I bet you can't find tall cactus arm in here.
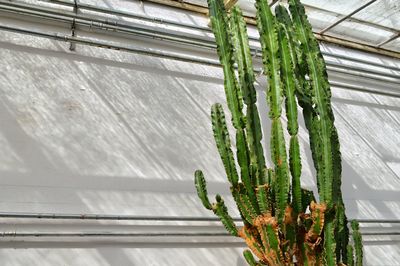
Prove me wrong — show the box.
[289,0,337,263]
[230,7,256,106]
[211,103,239,186]
[275,4,311,105]
[275,5,299,83]
[208,0,243,129]
[255,0,283,119]
[230,7,267,185]
[275,6,303,215]
[256,0,290,225]
[213,194,239,236]
[275,9,299,137]
[288,0,334,207]
[351,220,363,266]
[194,170,212,210]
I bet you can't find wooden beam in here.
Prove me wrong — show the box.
[224,0,238,11]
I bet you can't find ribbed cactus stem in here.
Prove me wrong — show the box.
[347,244,354,266]
[256,0,290,225]
[275,5,302,215]
[207,0,243,129]
[289,0,334,208]
[289,0,340,263]
[351,220,363,266]
[194,170,212,210]
[211,104,239,186]
[243,249,257,266]
[213,194,239,236]
[230,7,267,186]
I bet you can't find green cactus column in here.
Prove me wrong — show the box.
[289,0,343,264]
[255,0,290,226]
[230,7,267,187]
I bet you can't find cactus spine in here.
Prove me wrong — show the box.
[194,0,363,265]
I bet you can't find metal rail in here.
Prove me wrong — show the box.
[330,81,400,99]
[1,3,400,85]
[1,24,400,100]
[0,24,221,66]
[318,0,400,50]
[0,1,217,50]
[141,0,400,59]
[378,32,400,48]
[0,212,242,222]
[319,0,378,34]
[0,212,399,224]
[43,0,212,32]
[43,0,400,66]
[1,1,400,79]
[0,231,398,238]
[0,232,233,237]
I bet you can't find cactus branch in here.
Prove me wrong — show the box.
[194,170,212,210]
[352,220,363,266]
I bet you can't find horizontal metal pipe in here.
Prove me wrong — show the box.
[42,0,212,32]
[0,212,399,224]
[1,23,400,101]
[360,232,400,236]
[0,239,397,248]
[43,0,400,72]
[0,24,399,100]
[356,219,400,224]
[0,241,246,248]
[0,232,233,237]
[321,52,400,73]
[1,0,399,82]
[327,60,400,82]
[0,212,242,222]
[0,1,216,50]
[0,25,221,66]
[0,231,398,238]
[330,81,400,99]
[328,66,400,86]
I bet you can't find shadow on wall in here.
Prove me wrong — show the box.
[0,27,399,265]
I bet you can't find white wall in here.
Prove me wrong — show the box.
[0,0,399,265]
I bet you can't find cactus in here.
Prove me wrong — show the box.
[351,220,363,266]
[194,0,363,265]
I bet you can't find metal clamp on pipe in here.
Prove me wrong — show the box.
[69,0,78,51]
